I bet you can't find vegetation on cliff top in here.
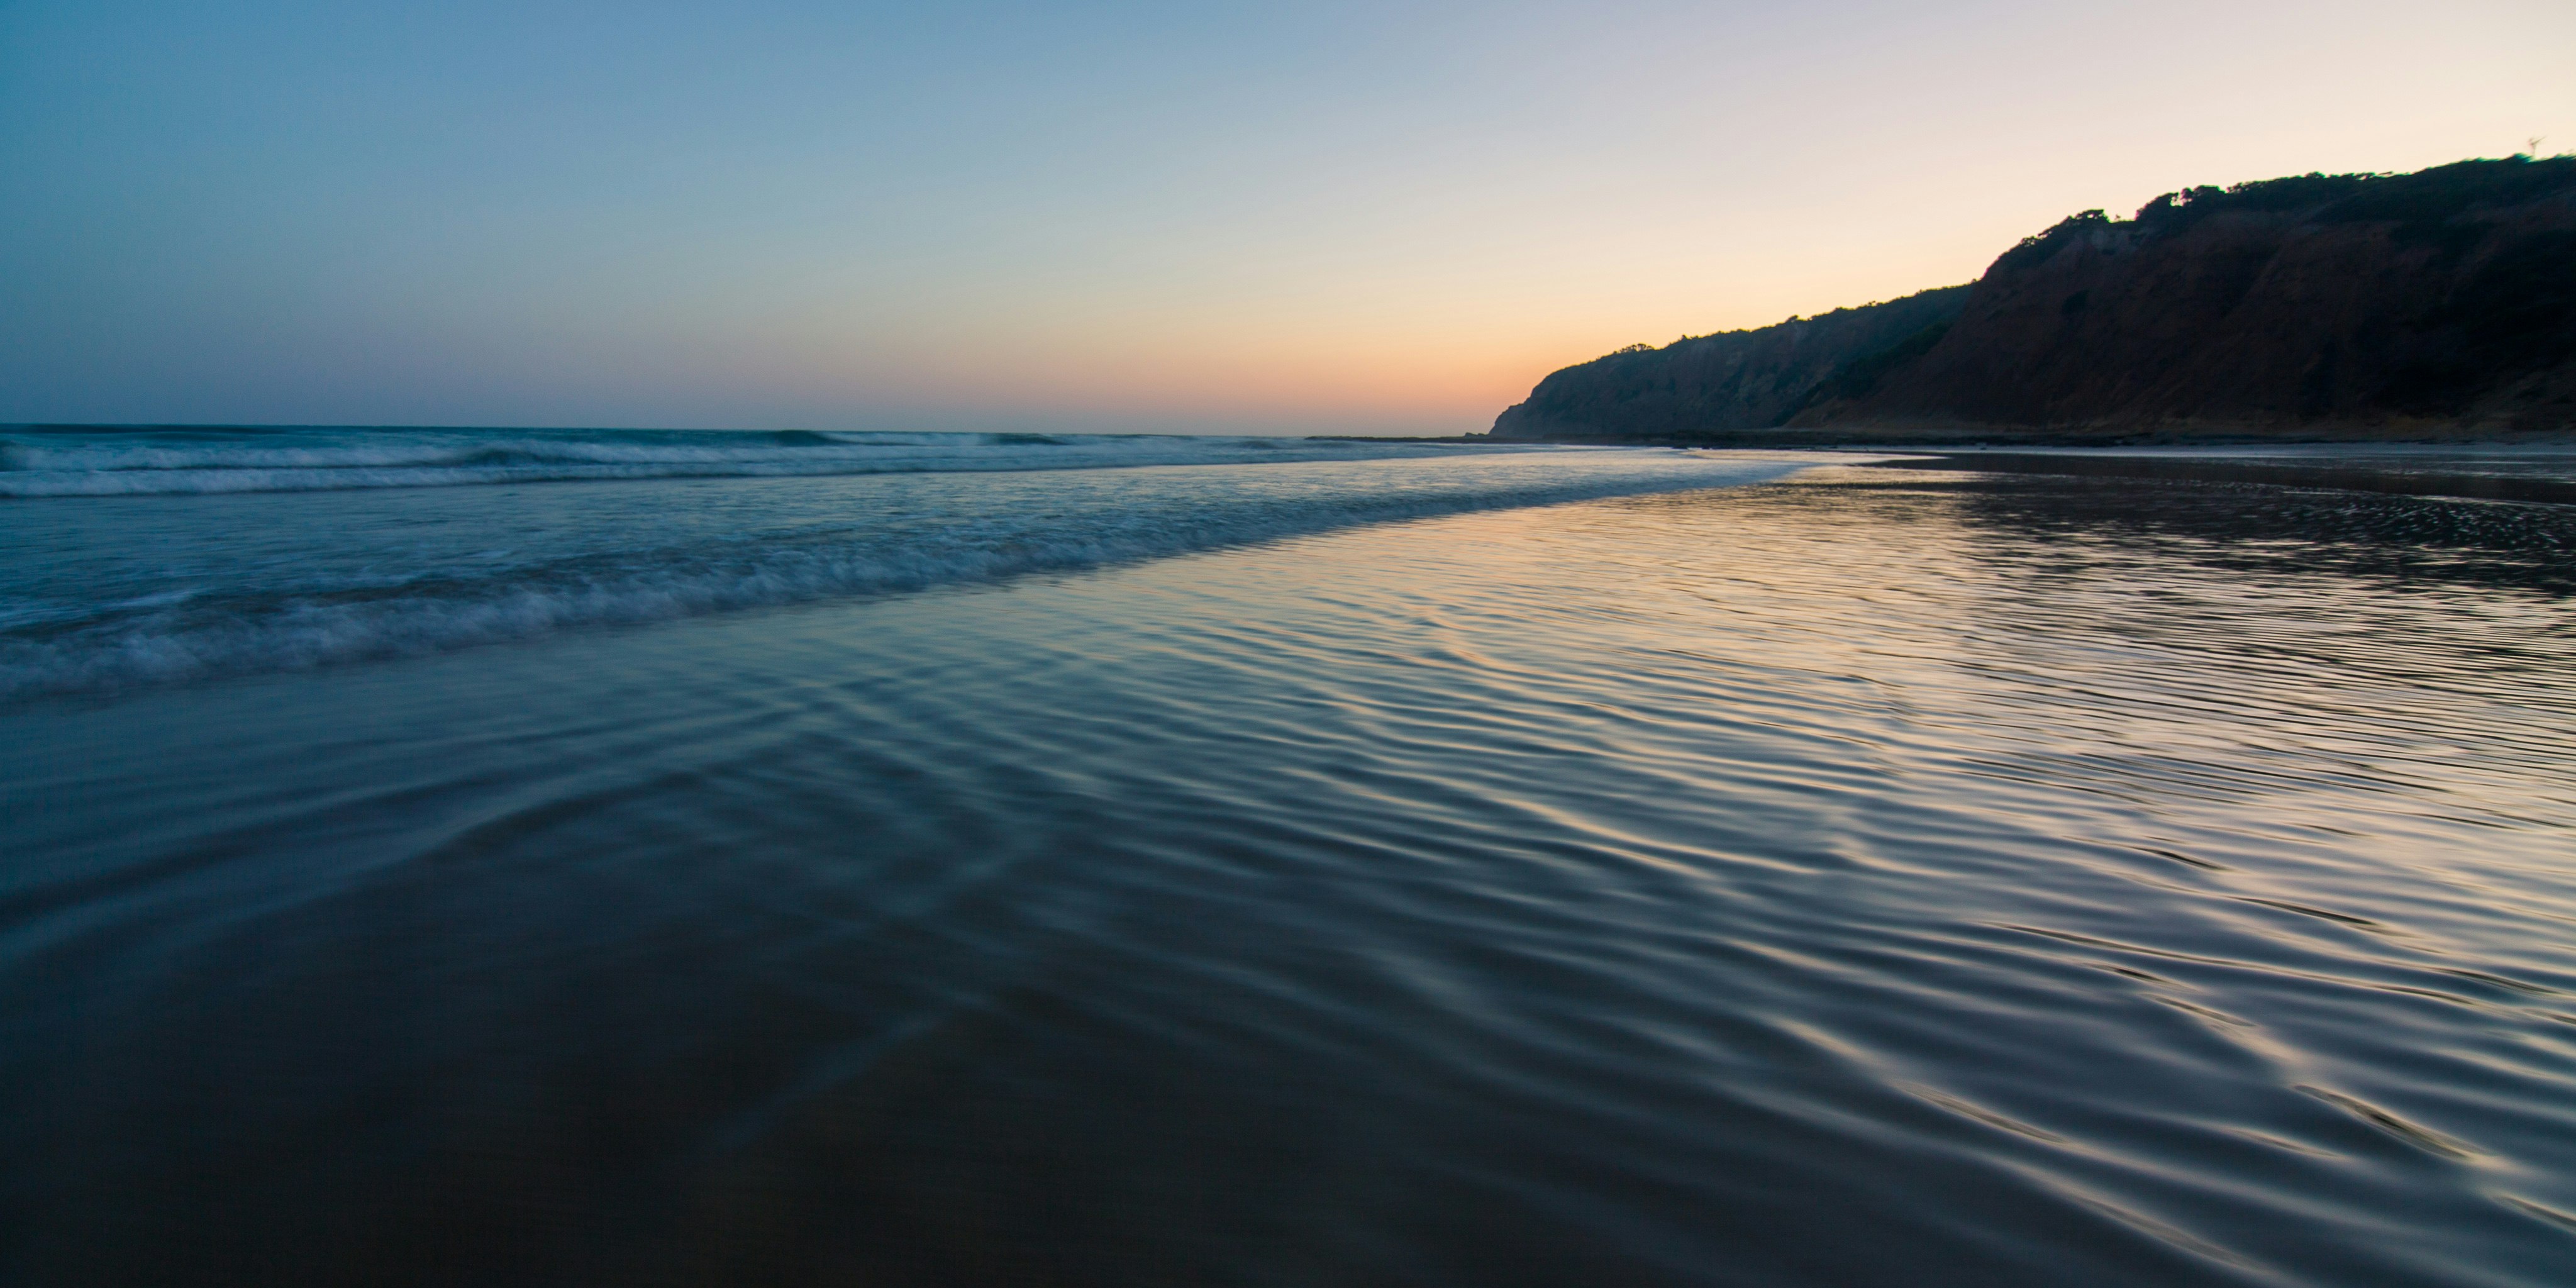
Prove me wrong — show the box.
[1997,154,2576,273]
[1494,153,2576,439]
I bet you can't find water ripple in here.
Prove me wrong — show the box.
[1,460,2572,1284]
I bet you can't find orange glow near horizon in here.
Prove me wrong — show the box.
[4,0,2570,432]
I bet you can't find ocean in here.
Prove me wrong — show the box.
[3,426,2573,1285]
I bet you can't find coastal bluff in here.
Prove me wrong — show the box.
[1489,156,2576,442]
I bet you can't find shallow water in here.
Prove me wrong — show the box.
[0,423,1496,496]
[0,436,1780,697]
[3,443,2573,1285]
[1940,443,2576,484]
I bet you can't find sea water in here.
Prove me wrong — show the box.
[2,429,2572,1285]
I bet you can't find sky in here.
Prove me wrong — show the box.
[3,1,2570,435]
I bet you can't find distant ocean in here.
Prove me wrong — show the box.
[4,428,2573,1285]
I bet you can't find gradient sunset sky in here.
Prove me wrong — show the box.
[4,1,2568,435]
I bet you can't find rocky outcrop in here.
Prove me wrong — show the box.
[1492,157,2576,441]
[1487,286,1967,440]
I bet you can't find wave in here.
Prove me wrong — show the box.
[0,456,1801,698]
[0,426,1489,497]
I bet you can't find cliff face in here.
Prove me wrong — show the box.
[1492,157,2576,440]
[1487,286,1967,440]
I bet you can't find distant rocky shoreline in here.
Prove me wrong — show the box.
[1489,157,2576,443]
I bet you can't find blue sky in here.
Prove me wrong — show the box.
[4,1,2569,433]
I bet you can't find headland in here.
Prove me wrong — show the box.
[1489,156,2576,445]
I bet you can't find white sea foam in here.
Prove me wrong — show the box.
[0,428,1481,496]
[0,452,1802,697]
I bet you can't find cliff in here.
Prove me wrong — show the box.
[1491,156,2576,441]
[1488,286,1968,440]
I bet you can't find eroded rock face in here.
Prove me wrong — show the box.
[1487,286,1967,440]
[1492,157,2576,440]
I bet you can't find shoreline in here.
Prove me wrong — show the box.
[1306,431,2576,504]
[1865,452,2576,505]
[1491,427,2572,447]
[1323,426,2576,447]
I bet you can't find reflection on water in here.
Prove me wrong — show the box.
[3,464,2573,1286]
[1923,468,2576,594]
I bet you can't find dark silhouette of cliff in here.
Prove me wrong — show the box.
[1491,156,2576,441]
[1487,286,1968,439]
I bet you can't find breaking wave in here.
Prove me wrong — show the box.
[0,426,1485,497]
[0,447,1802,697]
